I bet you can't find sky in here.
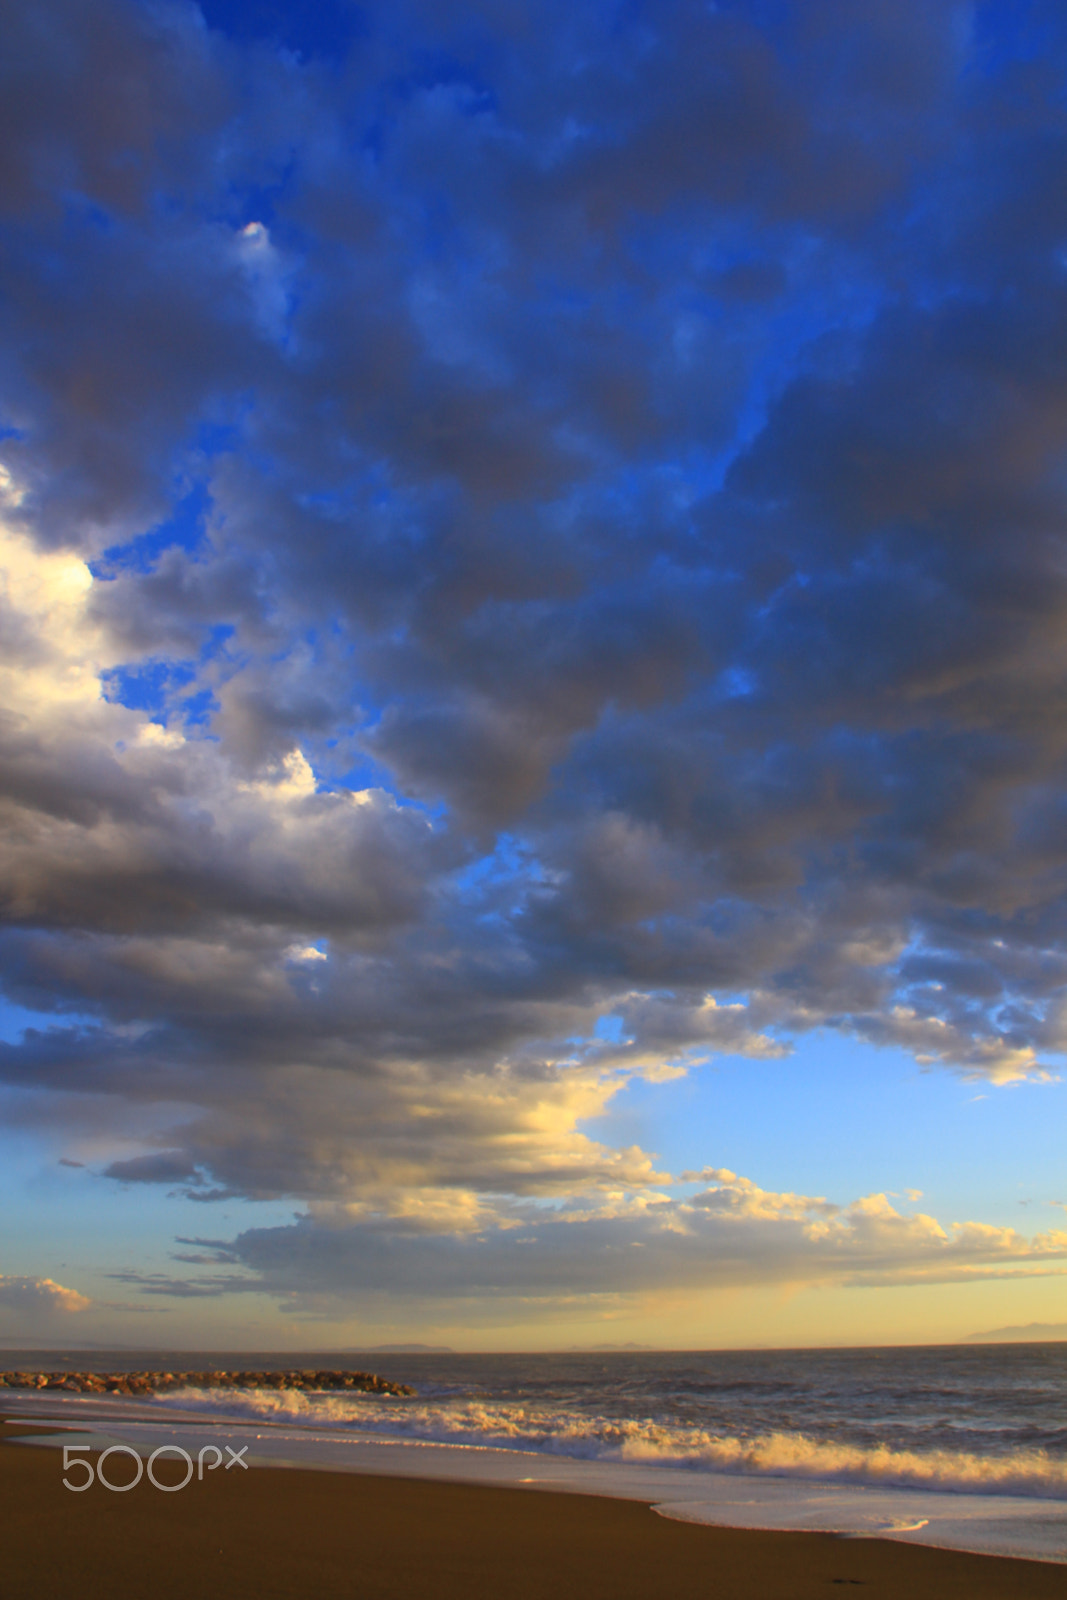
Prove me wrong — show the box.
[1,0,1067,1352]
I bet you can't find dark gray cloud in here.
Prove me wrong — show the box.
[2,0,1067,1303]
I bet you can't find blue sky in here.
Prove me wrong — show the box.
[1,0,1066,1350]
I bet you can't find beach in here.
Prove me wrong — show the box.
[3,1346,1066,1569]
[4,1419,1065,1600]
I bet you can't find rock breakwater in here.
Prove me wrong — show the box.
[0,1368,415,1397]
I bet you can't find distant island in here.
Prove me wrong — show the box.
[352,1344,454,1354]
[566,1343,652,1352]
[964,1322,1067,1343]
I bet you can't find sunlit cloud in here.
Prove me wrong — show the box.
[0,1274,90,1315]
[111,1171,1067,1316]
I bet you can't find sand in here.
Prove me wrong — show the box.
[3,1420,1063,1600]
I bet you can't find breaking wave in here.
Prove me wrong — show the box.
[153,1387,1067,1500]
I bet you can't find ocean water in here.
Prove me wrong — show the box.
[4,1344,1066,1563]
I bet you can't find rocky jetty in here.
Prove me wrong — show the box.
[0,1368,415,1397]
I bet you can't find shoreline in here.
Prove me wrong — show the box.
[3,1421,1065,1600]
[6,1390,1067,1566]
[5,1413,1067,1597]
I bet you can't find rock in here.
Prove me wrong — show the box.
[0,1367,416,1397]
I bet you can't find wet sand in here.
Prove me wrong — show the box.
[3,1420,1063,1599]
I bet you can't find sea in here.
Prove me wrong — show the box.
[3,1343,1066,1564]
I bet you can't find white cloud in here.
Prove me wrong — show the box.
[0,1274,90,1314]
[124,1169,1067,1318]
[235,220,292,342]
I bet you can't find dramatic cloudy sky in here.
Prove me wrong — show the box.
[2,0,1067,1350]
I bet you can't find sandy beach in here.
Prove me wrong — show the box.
[4,1420,1063,1600]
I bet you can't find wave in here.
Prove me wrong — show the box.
[151,1388,1067,1500]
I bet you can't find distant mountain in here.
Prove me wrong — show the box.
[351,1344,454,1353]
[566,1342,653,1351]
[964,1322,1067,1343]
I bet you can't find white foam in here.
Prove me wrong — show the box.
[142,1385,1067,1501]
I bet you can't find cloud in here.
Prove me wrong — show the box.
[1,0,1067,1312]
[104,1151,202,1185]
[0,1275,90,1314]
[114,1170,1067,1312]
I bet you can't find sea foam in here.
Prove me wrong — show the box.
[152,1386,1067,1501]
